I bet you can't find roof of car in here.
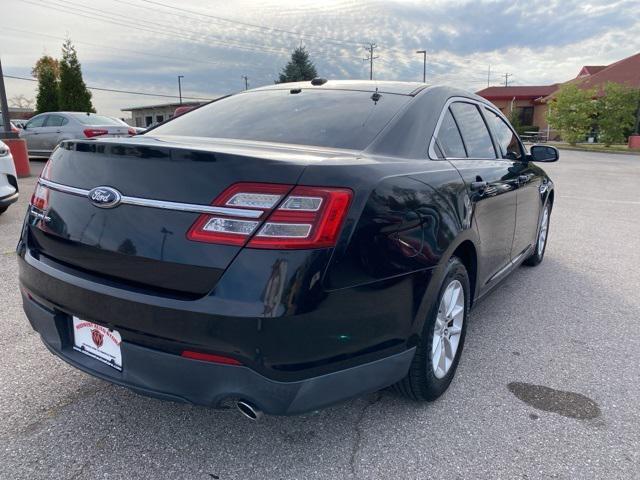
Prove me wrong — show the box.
[252,80,428,96]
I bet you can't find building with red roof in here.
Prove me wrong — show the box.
[476,51,640,137]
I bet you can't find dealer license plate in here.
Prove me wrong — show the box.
[72,317,122,371]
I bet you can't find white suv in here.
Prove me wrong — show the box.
[0,140,18,215]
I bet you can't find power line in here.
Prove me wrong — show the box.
[131,0,365,48]
[0,26,274,72]
[4,74,215,101]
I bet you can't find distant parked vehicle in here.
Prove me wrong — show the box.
[0,140,18,215]
[20,112,135,156]
[0,118,20,134]
[11,119,28,129]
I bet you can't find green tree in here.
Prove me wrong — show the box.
[548,83,596,145]
[596,82,640,146]
[58,39,94,112]
[508,107,522,135]
[277,46,318,83]
[35,63,59,114]
[31,55,60,80]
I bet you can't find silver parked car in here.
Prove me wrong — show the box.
[0,140,18,215]
[20,112,133,156]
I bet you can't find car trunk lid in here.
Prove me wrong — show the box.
[27,137,351,297]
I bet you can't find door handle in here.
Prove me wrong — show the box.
[470,181,488,191]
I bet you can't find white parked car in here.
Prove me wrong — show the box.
[20,112,134,157]
[0,140,18,215]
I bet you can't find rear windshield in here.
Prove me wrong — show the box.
[68,113,123,126]
[150,89,410,150]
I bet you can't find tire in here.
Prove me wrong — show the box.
[524,203,551,267]
[394,257,470,401]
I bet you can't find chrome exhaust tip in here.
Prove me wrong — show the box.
[236,400,263,420]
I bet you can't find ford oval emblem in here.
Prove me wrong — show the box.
[88,186,122,209]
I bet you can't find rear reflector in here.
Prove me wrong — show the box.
[83,128,109,138]
[187,183,352,249]
[181,350,242,365]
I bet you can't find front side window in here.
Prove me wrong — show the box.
[27,115,47,128]
[485,109,524,160]
[436,109,466,158]
[151,89,411,150]
[450,103,496,159]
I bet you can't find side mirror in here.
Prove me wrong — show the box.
[528,145,559,162]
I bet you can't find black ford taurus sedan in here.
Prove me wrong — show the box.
[18,81,557,418]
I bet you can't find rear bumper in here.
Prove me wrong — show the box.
[23,292,415,415]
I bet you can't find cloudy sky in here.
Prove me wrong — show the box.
[1,0,639,117]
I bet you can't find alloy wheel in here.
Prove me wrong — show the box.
[432,279,465,379]
[537,206,549,255]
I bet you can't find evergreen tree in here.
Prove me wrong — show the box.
[58,39,94,112]
[35,63,59,114]
[277,46,318,83]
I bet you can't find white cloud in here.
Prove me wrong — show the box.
[1,0,638,116]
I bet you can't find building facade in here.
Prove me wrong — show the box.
[121,101,204,128]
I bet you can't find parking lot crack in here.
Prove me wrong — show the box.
[349,392,383,479]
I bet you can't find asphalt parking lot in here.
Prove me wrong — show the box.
[1,150,639,479]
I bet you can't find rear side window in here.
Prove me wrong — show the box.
[45,115,69,127]
[485,109,524,160]
[450,103,496,159]
[437,110,466,158]
[68,113,122,126]
[150,89,411,150]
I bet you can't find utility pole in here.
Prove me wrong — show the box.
[241,75,249,90]
[416,50,426,83]
[177,75,184,104]
[0,58,15,139]
[487,65,491,88]
[363,43,378,80]
[503,72,512,87]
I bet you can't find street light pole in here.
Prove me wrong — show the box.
[0,57,16,139]
[177,75,184,105]
[416,50,426,83]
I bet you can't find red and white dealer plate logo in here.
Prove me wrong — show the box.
[72,317,122,371]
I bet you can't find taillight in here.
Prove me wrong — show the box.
[187,183,352,249]
[248,186,352,249]
[30,183,49,210]
[83,128,108,138]
[127,127,136,136]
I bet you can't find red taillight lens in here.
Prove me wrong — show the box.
[127,127,136,136]
[187,183,352,249]
[248,186,352,249]
[181,350,242,365]
[83,128,108,138]
[30,183,50,210]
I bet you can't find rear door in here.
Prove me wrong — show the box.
[437,101,519,288]
[483,108,542,259]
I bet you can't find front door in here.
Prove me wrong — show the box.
[38,114,69,152]
[435,102,518,289]
[21,114,48,152]
[483,108,543,259]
